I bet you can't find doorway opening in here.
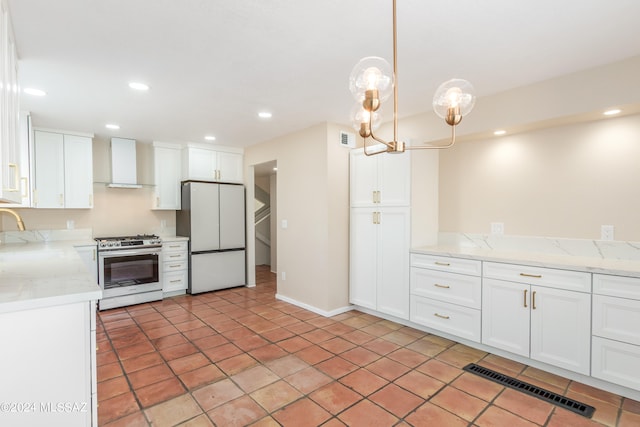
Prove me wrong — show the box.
[252,160,277,285]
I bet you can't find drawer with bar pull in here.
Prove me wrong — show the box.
[483,261,591,293]
[410,268,481,309]
[410,253,481,276]
[410,295,481,343]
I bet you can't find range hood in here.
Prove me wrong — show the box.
[108,138,142,188]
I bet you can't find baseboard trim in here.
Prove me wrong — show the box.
[275,293,353,318]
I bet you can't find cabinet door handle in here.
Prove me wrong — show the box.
[434,313,450,319]
[59,194,64,206]
[89,194,93,206]
[92,249,96,261]
[434,284,450,289]
[169,245,181,248]
[520,273,542,279]
[169,264,181,268]
[21,177,28,197]
[169,279,181,283]
[5,163,19,192]
[169,254,181,258]
[532,291,537,310]
[376,190,381,203]
[523,289,528,308]
[434,261,450,266]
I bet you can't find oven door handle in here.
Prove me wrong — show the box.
[99,250,160,257]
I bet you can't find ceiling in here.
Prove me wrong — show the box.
[7,0,640,148]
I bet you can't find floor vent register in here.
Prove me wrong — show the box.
[463,363,595,418]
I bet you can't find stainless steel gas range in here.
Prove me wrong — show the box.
[95,234,163,310]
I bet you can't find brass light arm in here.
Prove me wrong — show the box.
[405,123,457,150]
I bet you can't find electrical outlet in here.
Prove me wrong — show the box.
[281,219,288,229]
[601,225,614,241]
[490,222,504,235]
[281,271,286,281]
[66,220,75,230]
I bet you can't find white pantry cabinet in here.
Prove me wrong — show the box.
[592,274,640,391]
[482,262,591,375]
[350,207,410,318]
[0,0,21,204]
[162,238,189,296]
[350,149,410,207]
[182,144,243,183]
[33,130,93,209]
[349,147,411,320]
[153,142,182,210]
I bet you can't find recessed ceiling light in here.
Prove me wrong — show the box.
[24,87,46,96]
[603,109,621,116]
[105,124,120,130]
[204,135,216,141]
[128,82,149,91]
[494,130,507,136]
[258,112,272,119]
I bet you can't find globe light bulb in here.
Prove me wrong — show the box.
[349,56,394,103]
[350,103,382,133]
[432,78,476,119]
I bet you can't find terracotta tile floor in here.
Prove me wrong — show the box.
[97,266,640,426]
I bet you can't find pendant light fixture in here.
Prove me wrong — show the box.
[349,0,476,156]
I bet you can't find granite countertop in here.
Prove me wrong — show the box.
[0,240,102,313]
[412,245,640,278]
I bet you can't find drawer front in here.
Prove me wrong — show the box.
[484,261,591,293]
[592,336,640,392]
[164,270,188,292]
[593,274,640,300]
[163,241,188,253]
[411,268,481,309]
[164,260,187,272]
[164,251,187,262]
[410,253,481,276]
[593,294,640,345]
[410,295,481,343]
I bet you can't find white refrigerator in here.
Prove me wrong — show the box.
[176,181,246,294]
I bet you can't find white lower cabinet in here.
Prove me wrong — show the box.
[592,274,640,391]
[0,301,97,426]
[162,239,188,295]
[482,263,591,375]
[350,207,410,319]
[410,254,482,342]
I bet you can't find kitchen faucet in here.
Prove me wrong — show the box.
[0,208,26,231]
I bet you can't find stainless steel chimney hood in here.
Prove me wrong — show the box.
[108,138,142,188]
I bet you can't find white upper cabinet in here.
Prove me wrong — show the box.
[33,130,93,209]
[350,149,410,207]
[153,142,182,210]
[182,144,243,183]
[0,1,21,203]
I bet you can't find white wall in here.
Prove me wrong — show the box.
[244,122,350,313]
[439,113,640,240]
